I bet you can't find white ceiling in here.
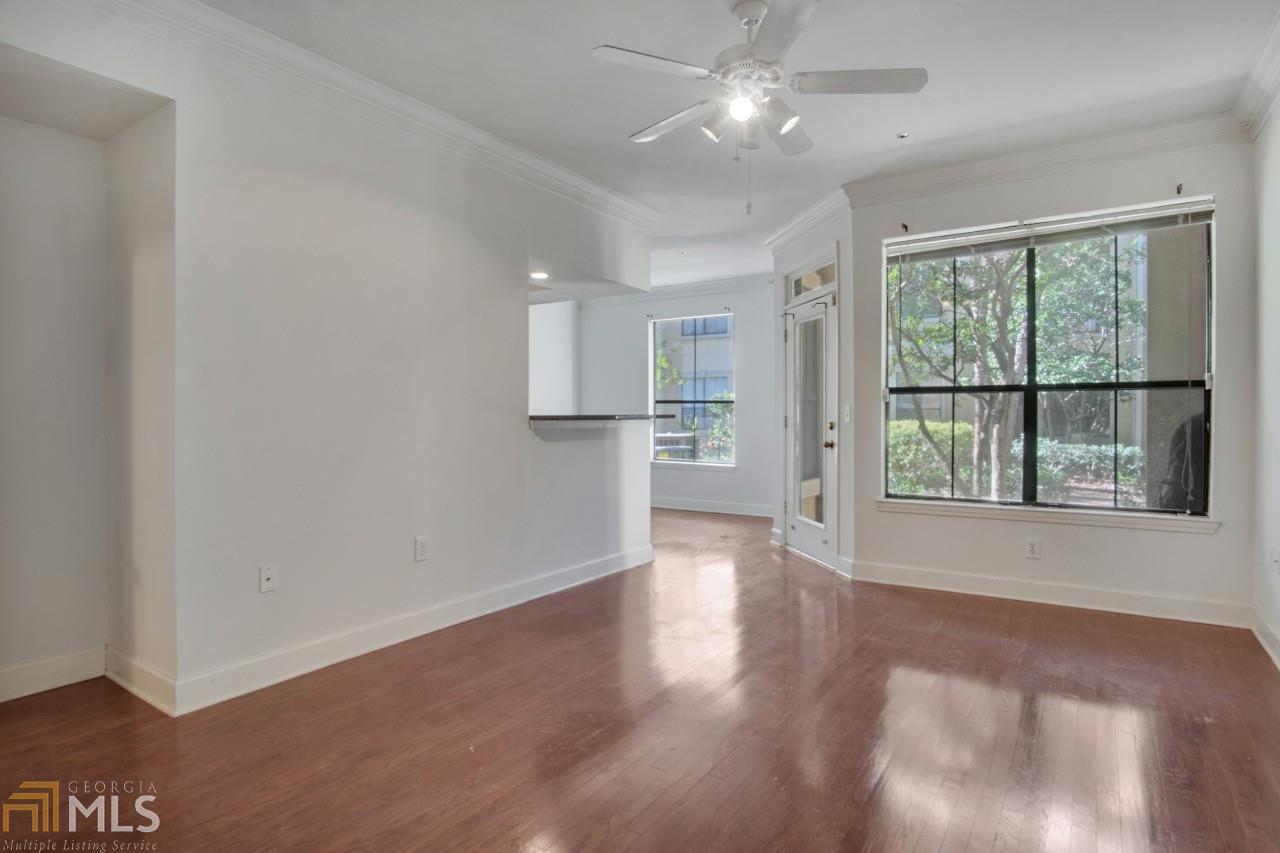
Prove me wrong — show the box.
[0,42,169,140]
[199,0,1279,285]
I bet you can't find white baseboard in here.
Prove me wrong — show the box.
[770,528,784,546]
[105,648,177,716]
[173,544,654,715]
[651,496,773,517]
[851,559,1252,628]
[784,545,836,573]
[836,555,854,579]
[0,647,106,704]
[1254,610,1280,673]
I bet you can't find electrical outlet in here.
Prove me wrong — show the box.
[414,536,429,563]
[1025,537,1041,560]
[259,565,277,594]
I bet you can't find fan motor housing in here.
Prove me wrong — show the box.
[713,43,782,91]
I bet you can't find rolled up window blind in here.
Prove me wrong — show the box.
[884,197,1214,263]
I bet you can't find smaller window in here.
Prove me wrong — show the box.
[680,315,730,336]
[653,314,735,464]
[788,259,836,301]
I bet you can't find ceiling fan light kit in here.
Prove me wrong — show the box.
[700,104,733,141]
[762,96,800,135]
[591,0,928,157]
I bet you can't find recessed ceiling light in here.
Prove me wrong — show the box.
[530,271,550,280]
[896,131,910,139]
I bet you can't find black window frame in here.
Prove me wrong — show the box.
[884,216,1213,517]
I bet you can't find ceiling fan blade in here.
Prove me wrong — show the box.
[786,68,929,95]
[769,122,813,155]
[630,101,716,143]
[591,45,713,79]
[750,0,821,64]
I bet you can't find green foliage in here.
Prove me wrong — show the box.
[891,421,1145,504]
[701,395,735,463]
[887,420,974,497]
[1035,235,1147,387]
[653,343,682,396]
[886,232,1153,503]
[1029,438,1143,503]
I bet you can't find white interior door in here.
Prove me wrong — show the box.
[785,295,838,567]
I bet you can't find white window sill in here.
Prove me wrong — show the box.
[875,498,1221,534]
[652,460,736,471]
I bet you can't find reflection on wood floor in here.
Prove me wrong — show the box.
[2,508,1278,851]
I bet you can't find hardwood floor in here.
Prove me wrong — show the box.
[3,509,1280,851]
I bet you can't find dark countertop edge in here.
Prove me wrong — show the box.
[528,414,675,421]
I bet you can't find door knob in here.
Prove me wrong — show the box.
[823,440,835,449]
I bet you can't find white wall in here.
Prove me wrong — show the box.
[107,101,177,687]
[1253,114,1280,659]
[849,139,1255,623]
[528,301,578,415]
[0,0,653,712]
[771,129,1258,626]
[579,276,776,517]
[0,113,110,698]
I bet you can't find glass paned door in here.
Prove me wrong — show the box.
[785,295,838,567]
[795,312,825,524]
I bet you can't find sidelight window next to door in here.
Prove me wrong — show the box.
[883,200,1212,515]
[652,314,735,464]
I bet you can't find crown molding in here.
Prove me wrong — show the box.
[842,113,1249,210]
[87,0,662,230]
[763,189,850,252]
[578,273,772,306]
[1236,8,1280,137]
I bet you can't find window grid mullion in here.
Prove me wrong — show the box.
[1113,235,1120,508]
[951,256,958,499]
[1023,246,1038,505]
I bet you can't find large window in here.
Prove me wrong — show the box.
[884,203,1212,515]
[653,314,735,464]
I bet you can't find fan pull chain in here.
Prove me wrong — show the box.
[746,149,753,215]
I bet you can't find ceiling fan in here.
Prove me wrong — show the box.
[591,0,928,155]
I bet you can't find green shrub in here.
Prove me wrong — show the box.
[889,421,1144,502]
[887,420,973,496]
[1029,439,1143,502]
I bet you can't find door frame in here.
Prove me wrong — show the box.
[781,252,839,569]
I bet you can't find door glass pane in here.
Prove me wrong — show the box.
[795,315,825,524]
[791,260,836,301]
